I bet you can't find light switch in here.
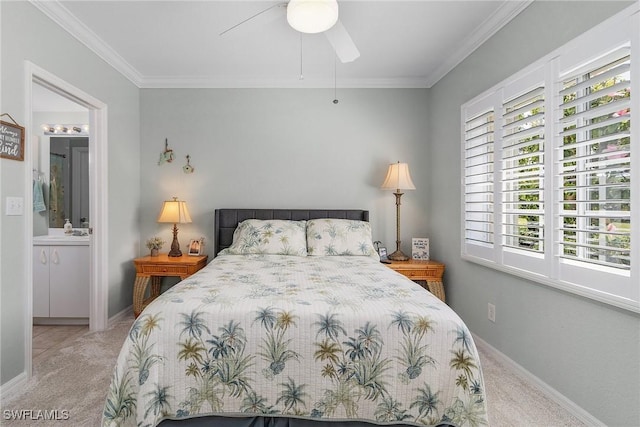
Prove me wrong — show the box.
[6,197,24,216]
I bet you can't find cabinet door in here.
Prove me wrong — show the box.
[49,246,90,318]
[32,246,50,317]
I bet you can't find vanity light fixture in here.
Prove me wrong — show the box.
[42,124,89,135]
[157,197,192,257]
[381,161,416,261]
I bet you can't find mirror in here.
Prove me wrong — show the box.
[32,83,90,233]
[49,137,89,228]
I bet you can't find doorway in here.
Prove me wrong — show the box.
[25,62,108,379]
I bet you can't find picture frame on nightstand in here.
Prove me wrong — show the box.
[412,238,430,260]
[188,238,204,256]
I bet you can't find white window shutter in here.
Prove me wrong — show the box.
[557,47,631,271]
[463,100,496,261]
[502,86,545,254]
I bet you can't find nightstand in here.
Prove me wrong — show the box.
[132,254,208,317]
[385,259,446,302]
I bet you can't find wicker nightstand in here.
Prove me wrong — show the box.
[132,254,208,317]
[385,259,446,302]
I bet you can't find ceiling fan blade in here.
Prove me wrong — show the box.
[324,19,360,63]
[220,2,286,36]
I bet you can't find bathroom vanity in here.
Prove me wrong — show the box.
[33,234,89,323]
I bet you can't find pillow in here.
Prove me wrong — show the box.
[225,219,307,256]
[306,218,379,259]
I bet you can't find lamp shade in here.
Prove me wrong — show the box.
[287,0,339,34]
[381,162,416,191]
[157,198,192,224]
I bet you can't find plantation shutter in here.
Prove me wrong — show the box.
[463,106,495,256]
[501,86,545,253]
[557,47,631,270]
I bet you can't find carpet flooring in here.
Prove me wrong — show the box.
[1,319,586,426]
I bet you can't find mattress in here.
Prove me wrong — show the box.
[102,254,488,427]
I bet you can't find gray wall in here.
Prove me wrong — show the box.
[427,2,640,425]
[0,1,141,383]
[139,89,430,261]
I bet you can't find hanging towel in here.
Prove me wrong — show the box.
[33,179,46,212]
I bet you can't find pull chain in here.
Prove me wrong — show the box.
[299,33,304,80]
[333,55,339,104]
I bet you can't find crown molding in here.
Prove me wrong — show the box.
[29,0,531,89]
[424,0,533,88]
[138,76,430,89]
[29,0,143,87]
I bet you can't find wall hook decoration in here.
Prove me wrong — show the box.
[183,155,194,174]
[158,138,174,165]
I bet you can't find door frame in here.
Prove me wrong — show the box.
[24,61,109,378]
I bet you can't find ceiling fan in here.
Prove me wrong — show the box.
[219,0,360,63]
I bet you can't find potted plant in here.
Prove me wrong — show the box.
[146,237,165,257]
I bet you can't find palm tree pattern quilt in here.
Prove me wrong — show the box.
[103,254,488,427]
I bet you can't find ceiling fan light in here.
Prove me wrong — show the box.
[287,0,339,34]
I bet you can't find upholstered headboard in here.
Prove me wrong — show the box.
[214,209,370,256]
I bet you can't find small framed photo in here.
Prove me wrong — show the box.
[412,238,430,260]
[378,247,388,261]
[188,238,203,256]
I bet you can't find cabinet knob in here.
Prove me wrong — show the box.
[40,249,47,264]
[52,249,60,264]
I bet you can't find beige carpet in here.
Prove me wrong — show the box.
[1,319,586,426]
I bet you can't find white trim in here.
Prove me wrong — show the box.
[424,0,533,88]
[137,76,431,89]
[24,62,110,387]
[88,102,109,332]
[28,0,142,87]
[0,372,28,403]
[473,335,606,427]
[108,305,133,328]
[23,64,35,381]
[463,254,640,313]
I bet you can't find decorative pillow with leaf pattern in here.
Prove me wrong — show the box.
[225,219,307,256]
[306,218,379,259]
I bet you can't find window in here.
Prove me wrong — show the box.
[461,4,638,312]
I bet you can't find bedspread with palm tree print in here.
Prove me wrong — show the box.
[103,254,488,427]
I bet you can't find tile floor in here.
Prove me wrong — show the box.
[32,324,88,364]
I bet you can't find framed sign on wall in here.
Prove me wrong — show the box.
[0,115,25,161]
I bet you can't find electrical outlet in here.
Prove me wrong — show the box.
[488,303,496,323]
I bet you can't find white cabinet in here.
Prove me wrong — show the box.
[33,245,89,318]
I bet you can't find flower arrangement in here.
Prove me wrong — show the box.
[146,237,165,250]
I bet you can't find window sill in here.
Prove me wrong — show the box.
[461,254,640,314]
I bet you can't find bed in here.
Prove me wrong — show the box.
[103,209,488,427]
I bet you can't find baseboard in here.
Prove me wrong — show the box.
[473,334,605,427]
[0,371,27,403]
[108,305,133,327]
[33,317,89,326]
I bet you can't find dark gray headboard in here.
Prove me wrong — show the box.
[214,209,370,256]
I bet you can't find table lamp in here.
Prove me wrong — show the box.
[381,161,416,261]
[157,197,192,257]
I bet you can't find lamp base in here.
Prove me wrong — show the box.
[168,248,182,257]
[387,249,409,261]
[168,223,182,257]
